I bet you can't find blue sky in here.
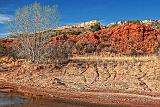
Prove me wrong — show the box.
[0,0,160,37]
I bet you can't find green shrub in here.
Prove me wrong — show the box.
[51,30,82,37]
[108,23,119,28]
[90,24,101,32]
[0,45,6,56]
[71,30,82,35]
[156,26,160,29]
[7,34,17,38]
[55,30,63,35]
[130,48,137,56]
[127,20,141,24]
[51,30,63,37]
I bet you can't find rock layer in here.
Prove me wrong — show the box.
[50,24,160,55]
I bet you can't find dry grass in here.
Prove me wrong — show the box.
[71,55,159,62]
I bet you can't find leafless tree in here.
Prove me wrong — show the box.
[9,2,59,63]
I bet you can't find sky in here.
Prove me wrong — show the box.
[0,0,160,37]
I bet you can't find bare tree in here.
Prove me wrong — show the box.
[9,2,59,63]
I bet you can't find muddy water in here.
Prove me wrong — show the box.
[0,93,145,107]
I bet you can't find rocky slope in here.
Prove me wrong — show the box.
[50,23,160,55]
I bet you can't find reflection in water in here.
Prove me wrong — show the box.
[0,93,143,107]
[0,93,27,106]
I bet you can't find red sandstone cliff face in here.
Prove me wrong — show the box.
[0,38,18,48]
[106,24,160,54]
[1,23,160,55]
[50,24,160,55]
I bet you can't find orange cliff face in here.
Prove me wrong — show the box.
[105,24,160,54]
[0,38,18,48]
[50,23,160,55]
[1,23,160,55]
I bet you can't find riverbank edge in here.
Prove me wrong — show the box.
[0,81,160,107]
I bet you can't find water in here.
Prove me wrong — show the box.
[0,93,144,107]
[0,93,27,106]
